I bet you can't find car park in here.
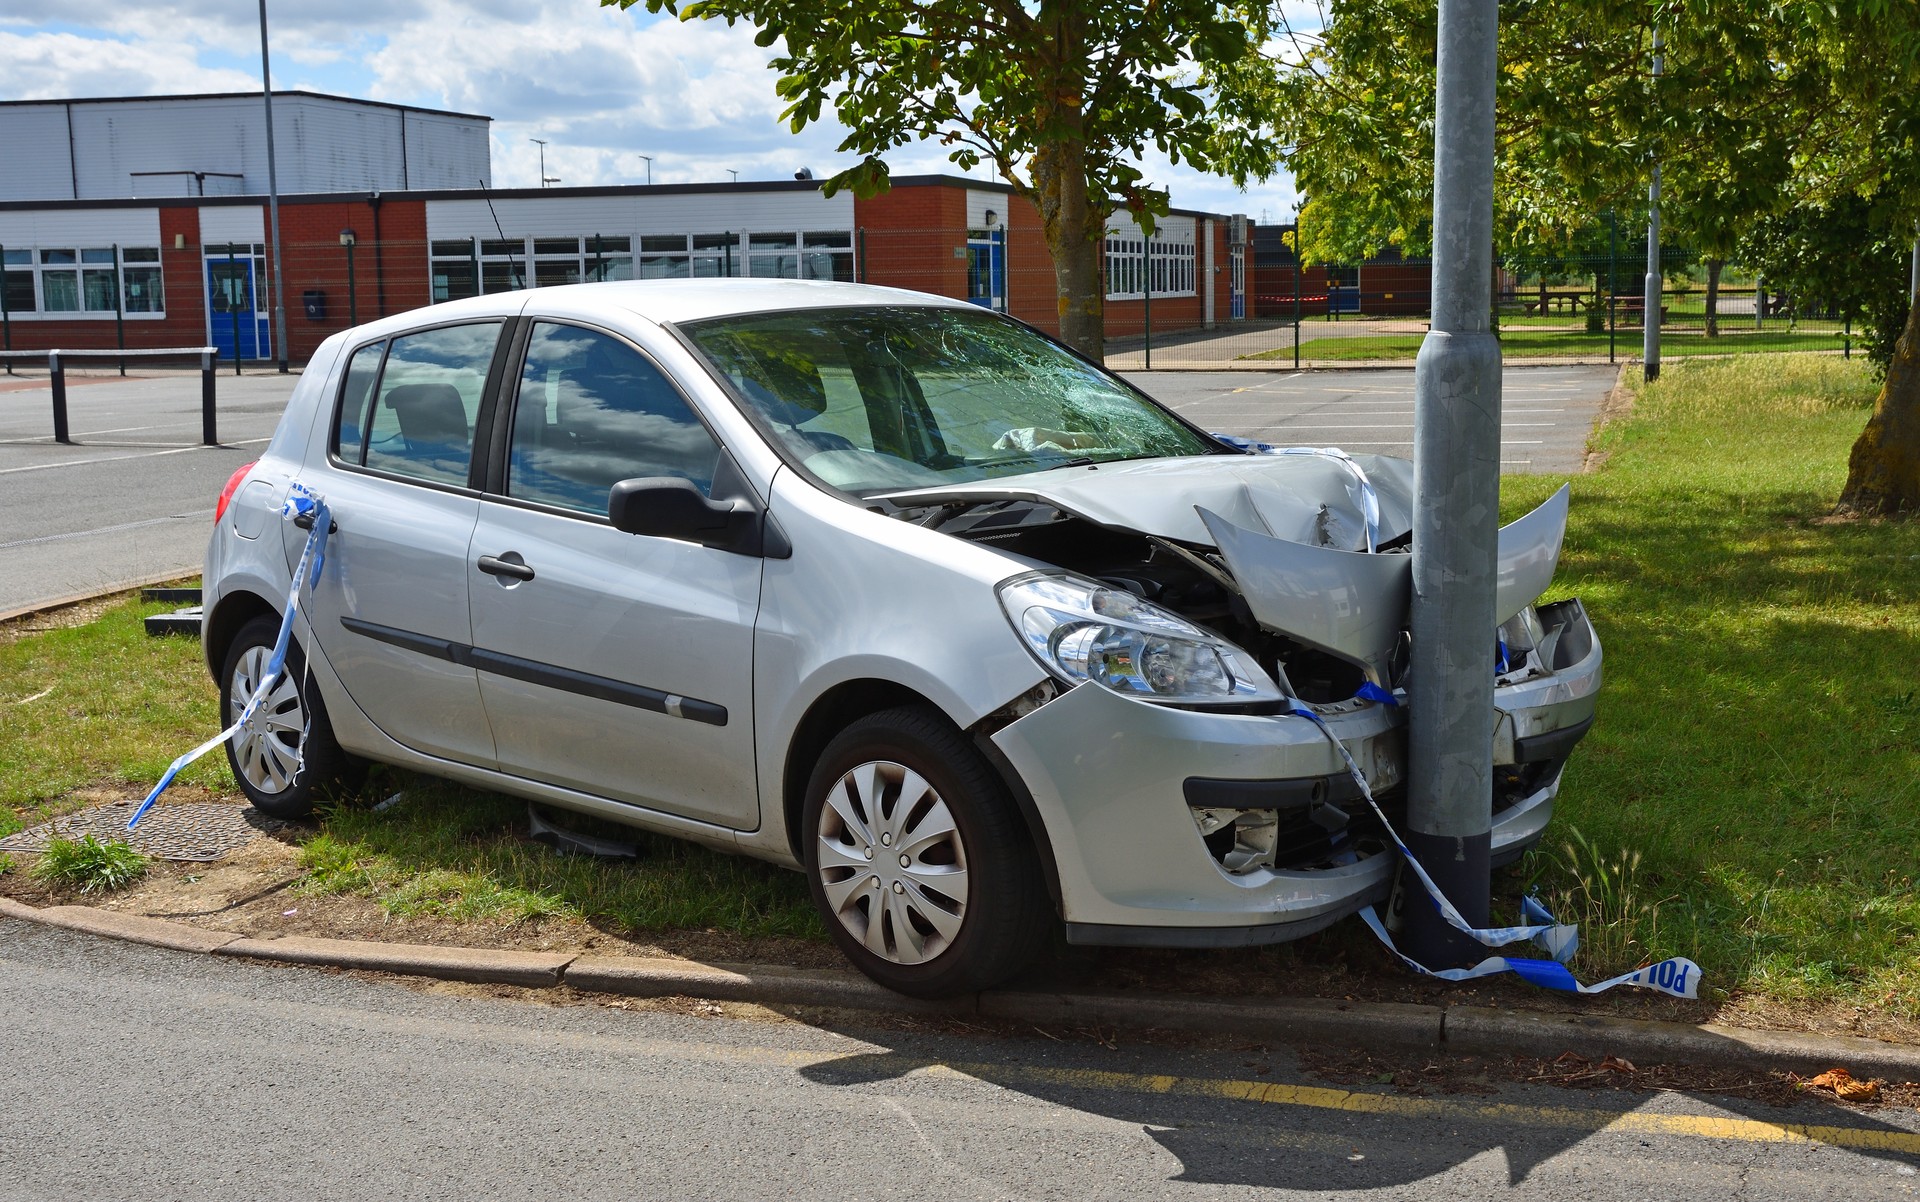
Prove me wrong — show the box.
[202,279,1601,997]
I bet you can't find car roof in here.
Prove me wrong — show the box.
[380,278,978,334]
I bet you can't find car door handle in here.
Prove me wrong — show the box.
[477,554,536,582]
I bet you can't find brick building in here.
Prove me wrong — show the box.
[1,91,1253,364]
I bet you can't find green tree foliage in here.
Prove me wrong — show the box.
[1740,199,1912,371]
[605,0,1284,357]
[1272,0,1920,513]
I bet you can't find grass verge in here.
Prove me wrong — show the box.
[1504,355,1918,1008]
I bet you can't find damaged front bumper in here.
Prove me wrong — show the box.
[988,597,1602,948]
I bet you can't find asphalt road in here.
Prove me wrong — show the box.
[0,364,1614,617]
[0,370,296,617]
[1124,365,1615,474]
[3,918,1917,1201]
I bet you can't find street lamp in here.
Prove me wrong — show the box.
[637,154,653,186]
[727,169,739,184]
[531,138,551,188]
[339,228,357,325]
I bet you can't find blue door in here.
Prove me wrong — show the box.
[965,230,1006,311]
[206,256,269,361]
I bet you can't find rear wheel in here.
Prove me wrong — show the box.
[803,705,1048,997]
[219,614,352,819]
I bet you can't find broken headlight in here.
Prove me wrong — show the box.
[998,573,1284,705]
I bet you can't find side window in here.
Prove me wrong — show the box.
[506,323,721,516]
[362,322,502,486]
[333,341,386,464]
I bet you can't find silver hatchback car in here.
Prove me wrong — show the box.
[204,280,1600,996]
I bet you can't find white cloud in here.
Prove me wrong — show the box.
[0,31,263,97]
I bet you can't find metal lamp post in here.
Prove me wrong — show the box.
[1643,27,1664,382]
[1406,0,1502,967]
[638,155,654,186]
[340,229,358,325]
[532,138,551,187]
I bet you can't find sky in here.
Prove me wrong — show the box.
[0,0,1302,222]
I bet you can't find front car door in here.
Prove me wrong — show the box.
[299,319,511,767]
[466,319,763,828]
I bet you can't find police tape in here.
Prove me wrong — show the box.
[127,485,331,830]
[1290,701,1702,999]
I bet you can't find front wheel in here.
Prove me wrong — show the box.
[219,614,353,819]
[803,705,1049,997]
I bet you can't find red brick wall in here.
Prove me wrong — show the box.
[1,207,209,359]
[269,197,431,362]
[854,185,970,302]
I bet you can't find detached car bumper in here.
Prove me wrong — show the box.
[989,597,1602,947]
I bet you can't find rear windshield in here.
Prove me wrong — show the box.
[681,306,1220,494]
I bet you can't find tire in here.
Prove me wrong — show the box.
[218,613,353,819]
[802,704,1049,998]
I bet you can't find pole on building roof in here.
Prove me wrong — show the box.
[1405,0,1500,969]
[259,0,290,374]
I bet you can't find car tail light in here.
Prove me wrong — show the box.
[214,461,258,523]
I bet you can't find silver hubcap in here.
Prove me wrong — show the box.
[228,646,305,795]
[815,760,969,966]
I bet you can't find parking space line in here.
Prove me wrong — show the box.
[0,437,271,476]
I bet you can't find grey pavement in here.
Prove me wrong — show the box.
[1126,364,1615,474]
[4,916,1919,1201]
[0,370,297,617]
[0,365,1615,617]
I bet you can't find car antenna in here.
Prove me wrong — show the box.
[478,178,525,290]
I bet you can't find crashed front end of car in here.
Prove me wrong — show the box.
[884,450,1602,947]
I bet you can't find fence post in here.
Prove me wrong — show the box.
[50,350,70,444]
[857,228,867,283]
[201,350,218,445]
[1292,245,1302,370]
[1844,315,1851,359]
[1141,238,1152,369]
[113,243,127,376]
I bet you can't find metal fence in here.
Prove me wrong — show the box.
[1105,250,1857,370]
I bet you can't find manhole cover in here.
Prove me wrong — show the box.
[0,802,287,862]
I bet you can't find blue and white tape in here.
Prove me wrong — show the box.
[129,484,331,829]
[1293,700,1701,999]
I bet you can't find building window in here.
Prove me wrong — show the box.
[431,235,636,301]
[0,246,166,318]
[1104,231,1195,300]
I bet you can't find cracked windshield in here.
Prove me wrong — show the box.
[683,306,1220,494]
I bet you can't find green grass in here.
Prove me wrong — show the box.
[30,834,149,893]
[1243,330,1851,362]
[1503,355,1919,1007]
[0,595,230,837]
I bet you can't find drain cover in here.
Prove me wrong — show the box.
[0,802,286,862]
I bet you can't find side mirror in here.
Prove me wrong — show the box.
[607,477,760,553]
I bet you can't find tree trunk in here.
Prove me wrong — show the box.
[1704,258,1723,338]
[1837,297,1920,514]
[1029,133,1104,360]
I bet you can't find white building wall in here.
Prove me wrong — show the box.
[0,208,161,248]
[425,190,855,241]
[198,206,266,246]
[0,94,490,202]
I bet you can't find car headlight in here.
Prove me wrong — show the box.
[997,573,1284,705]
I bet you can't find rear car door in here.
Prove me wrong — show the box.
[466,320,763,828]
[301,320,512,767]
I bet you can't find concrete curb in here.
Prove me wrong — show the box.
[6,898,1919,1078]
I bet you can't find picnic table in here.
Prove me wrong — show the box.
[1521,289,1590,316]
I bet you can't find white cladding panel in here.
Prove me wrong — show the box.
[199,206,266,244]
[965,189,1009,230]
[404,111,493,189]
[1106,214,1197,242]
[425,191,854,241]
[0,95,490,200]
[0,105,78,202]
[0,208,161,248]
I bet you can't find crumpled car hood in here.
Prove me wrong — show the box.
[883,453,1571,678]
[880,453,1415,551]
